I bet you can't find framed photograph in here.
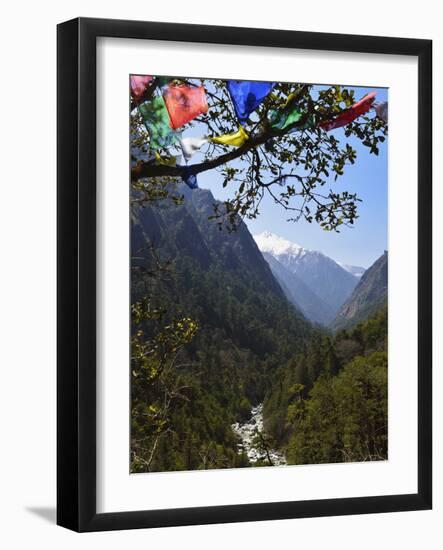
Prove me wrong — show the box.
[57,17,432,532]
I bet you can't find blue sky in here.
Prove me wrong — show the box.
[197,85,388,269]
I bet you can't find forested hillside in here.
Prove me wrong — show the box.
[131,185,317,472]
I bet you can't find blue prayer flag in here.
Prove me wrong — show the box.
[182,168,199,190]
[227,80,275,124]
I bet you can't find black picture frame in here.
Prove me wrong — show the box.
[57,17,432,532]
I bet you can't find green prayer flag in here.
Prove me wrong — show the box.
[269,105,303,131]
[138,97,177,150]
[268,92,313,132]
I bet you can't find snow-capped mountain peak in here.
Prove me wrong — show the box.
[254,231,306,258]
[253,231,360,315]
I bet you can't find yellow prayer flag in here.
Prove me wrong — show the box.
[210,126,249,147]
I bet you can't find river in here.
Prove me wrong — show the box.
[231,404,287,466]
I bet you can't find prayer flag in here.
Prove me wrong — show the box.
[269,93,304,131]
[375,101,388,123]
[227,80,275,124]
[163,83,208,130]
[320,92,376,132]
[180,136,208,161]
[138,97,178,150]
[210,126,249,147]
[130,75,153,100]
[269,107,303,130]
[182,167,198,189]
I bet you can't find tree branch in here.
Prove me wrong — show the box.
[130,116,313,182]
[131,131,273,181]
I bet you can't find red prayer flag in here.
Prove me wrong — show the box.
[320,92,376,131]
[163,83,208,130]
[130,75,153,100]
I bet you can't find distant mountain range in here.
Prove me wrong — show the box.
[134,188,385,334]
[254,232,364,324]
[261,251,336,325]
[331,251,388,331]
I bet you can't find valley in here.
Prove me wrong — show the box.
[131,185,388,473]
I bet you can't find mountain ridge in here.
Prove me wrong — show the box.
[331,251,388,331]
[132,185,313,355]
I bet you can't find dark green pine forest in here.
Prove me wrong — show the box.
[130,184,388,473]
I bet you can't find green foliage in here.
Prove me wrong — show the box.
[130,297,199,473]
[286,351,387,464]
[263,307,388,463]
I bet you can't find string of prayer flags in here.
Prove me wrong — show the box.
[181,167,199,190]
[163,83,208,130]
[210,125,249,147]
[138,97,178,150]
[319,92,377,132]
[180,136,208,161]
[269,93,304,131]
[227,80,275,125]
[374,101,388,123]
[130,75,154,100]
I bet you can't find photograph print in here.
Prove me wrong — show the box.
[130,75,388,474]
